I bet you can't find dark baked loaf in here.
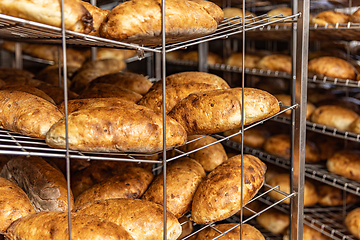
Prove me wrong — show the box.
[327,150,360,181]
[308,56,357,80]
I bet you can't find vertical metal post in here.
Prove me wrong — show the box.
[60,0,71,239]
[90,0,97,61]
[14,42,22,69]
[290,0,309,238]
[161,1,167,240]
[155,52,162,81]
[198,42,208,72]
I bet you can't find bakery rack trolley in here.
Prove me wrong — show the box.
[0,0,309,239]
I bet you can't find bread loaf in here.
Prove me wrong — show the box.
[327,150,360,181]
[181,51,223,65]
[138,82,222,113]
[35,64,79,87]
[151,72,230,91]
[0,90,64,139]
[99,0,222,45]
[188,223,265,240]
[0,177,35,233]
[0,0,93,33]
[256,208,289,234]
[311,10,349,25]
[317,184,359,206]
[189,0,224,23]
[226,53,261,69]
[308,57,357,80]
[1,85,56,105]
[46,106,187,153]
[350,8,360,23]
[345,207,360,239]
[74,198,182,240]
[256,54,292,73]
[275,94,316,119]
[142,157,205,218]
[91,72,153,95]
[191,154,266,224]
[0,156,73,212]
[35,84,79,105]
[178,135,228,172]
[81,1,109,36]
[168,88,280,135]
[5,211,134,240]
[311,105,359,131]
[267,7,292,25]
[0,67,34,80]
[75,166,154,207]
[223,126,270,148]
[266,174,318,206]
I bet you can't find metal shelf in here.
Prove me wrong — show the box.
[222,140,360,197]
[304,206,355,240]
[0,13,299,54]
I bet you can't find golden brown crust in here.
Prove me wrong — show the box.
[350,117,360,134]
[1,85,56,105]
[178,216,193,239]
[345,208,360,239]
[95,48,137,61]
[189,0,224,23]
[256,54,292,73]
[0,67,34,79]
[224,126,270,149]
[46,106,187,153]
[223,7,255,19]
[35,84,79,105]
[99,0,219,45]
[81,1,109,36]
[138,82,222,113]
[317,184,359,206]
[308,57,357,80]
[191,154,266,224]
[151,72,230,91]
[311,10,349,25]
[6,211,134,240]
[75,166,154,207]
[350,8,360,23]
[0,90,64,139]
[267,174,318,206]
[142,157,205,218]
[226,53,261,69]
[168,88,280,135]
[0,156,73,212]
[70,59,126,93]
[74,198,182,240]
[308,134,343,161]
[275,94,316,120]
[327,150,360,181]
[267,7,292,25]
[188,223,265,240]
[256,208,290,234]
[78,83,143,103]
[0,0,93,33]
[91,72,153,95]
[178,135,228,172]
[181,51,223,65]
[35,64,79,87]
[0,177,35,233]
[311,105,359,131]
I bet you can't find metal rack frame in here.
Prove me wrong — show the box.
[0,0,309,239]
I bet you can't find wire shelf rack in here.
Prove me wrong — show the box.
[273,116,360,143]
[304,206,356,240]
[222,140,360,197]
[0,13,300,54]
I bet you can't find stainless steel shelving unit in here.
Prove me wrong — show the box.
[0,0,309,238]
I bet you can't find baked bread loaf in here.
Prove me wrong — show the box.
[95,48,137,61]
[1,85,56,105]
[151,72,230,91]
[226,53,261,69]
[0,0,93,33]
[168,88,280,135]
[266,174,318,206]
[308,57,357,80]
[142,157,205,218]
[223,7,255,22]
[74,198,182,240]
[283,224,330,240]
[75,166,153,207]
[0,90,64,139]
[308,133,343,161]
[0,156,73,212]
[70,59,126,93]
[0,177,35,233]
[267,7,292,25]
[99,0,223,45]
[178,135,228,172]
[311,105,359,131]
[256,54,292,73]
[191,154,266,224]
[0,67,34,80]
[46,106,187,153]
[311,10,349,25]
[224,126,270,149]
[5,211,134,240]
[81,1,109,36]
[178,216,193,240]
[327,150,360,181]
[138,82,222,113]
[188,223,265,240]
[35,64,79,87]
[350,117,360,134]
[90,72,153,95]
[350,8,360,23]
[317,184,359,206]
[181,51,223,65]
[256,208,289,234]
[275,94,316,119]
[35,83,79,105]
[189,0,224,23]
[345,207,360,239]
[78,83,143,103]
